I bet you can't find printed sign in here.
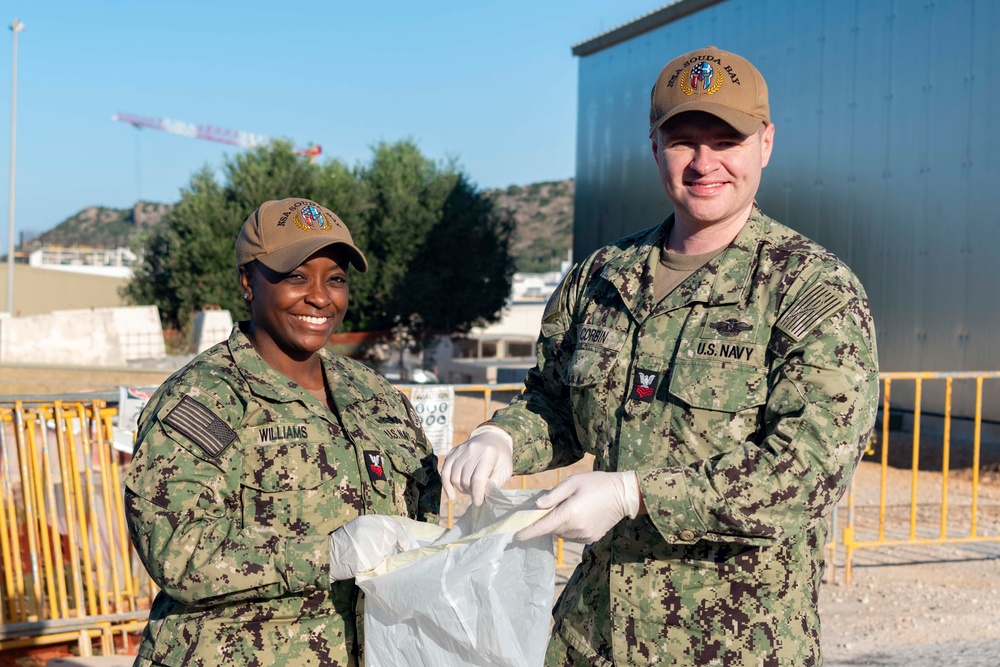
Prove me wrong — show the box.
[410,385,455,455]
[114,386,156,454]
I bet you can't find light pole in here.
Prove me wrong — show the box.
[5,17,23,316]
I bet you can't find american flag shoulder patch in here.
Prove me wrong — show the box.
[542,279,566,323]
[163,395,237,458]
[776,282,847,342]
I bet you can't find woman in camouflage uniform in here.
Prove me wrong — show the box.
[125,198,440,666]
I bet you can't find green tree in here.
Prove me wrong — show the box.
[124,140,514,343]
[386,172,515,338]
[356,140,514,338]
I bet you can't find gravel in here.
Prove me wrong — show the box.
[818,460,1000,666]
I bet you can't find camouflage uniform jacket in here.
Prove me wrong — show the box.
[125,324,440,667]
[489,209,879,666]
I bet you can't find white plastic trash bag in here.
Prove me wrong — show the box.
[356,485,555,667]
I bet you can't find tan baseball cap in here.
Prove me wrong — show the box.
[235,198,368,273]
[649,46,769,137]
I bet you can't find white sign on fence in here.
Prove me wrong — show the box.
[114,385,157,454]
[410,386,455,455]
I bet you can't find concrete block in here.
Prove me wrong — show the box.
[190,309,233,354]
[0,305,165,366]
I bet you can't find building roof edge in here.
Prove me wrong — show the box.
[571,0,728,57]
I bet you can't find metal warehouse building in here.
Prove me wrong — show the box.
[571,0,1000,420]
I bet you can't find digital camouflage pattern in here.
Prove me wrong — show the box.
[125,325,440,667]
[489,208,879,666]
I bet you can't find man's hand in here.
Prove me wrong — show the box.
[440,425,513,506]
[514,471,640,544]
[328,515,415,581]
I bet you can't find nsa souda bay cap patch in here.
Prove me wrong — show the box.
[235,197,368,273]
[649,46,770,137]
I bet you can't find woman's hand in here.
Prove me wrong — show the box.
[328,515,416,581]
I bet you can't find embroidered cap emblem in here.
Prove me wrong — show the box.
[294,204,333,231]
[364,450,386,483]
[710,318,753,337]
[630,368,660,403]
[680,62,723,96]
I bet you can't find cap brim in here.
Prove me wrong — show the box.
[650,101,764,137]
[256,238,369,274]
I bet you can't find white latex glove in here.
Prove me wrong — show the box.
[439,425,514,506]
[328,515,416,582]
[514,471,640,544]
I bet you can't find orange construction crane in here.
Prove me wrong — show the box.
[112,112,322,159]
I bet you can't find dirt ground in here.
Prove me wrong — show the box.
[452,394,1000,666]
[818,460,1000,666]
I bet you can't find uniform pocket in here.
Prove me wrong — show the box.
[668,358,767,413]
[678,541,785,586]
[381,441,420,478]
[243,439,329,492]
[241,438,343,535]
[564,349,614,388]
[561,349,619,461]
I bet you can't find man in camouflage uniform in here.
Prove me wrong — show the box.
[125,199,440,666]
[442,47,878,665]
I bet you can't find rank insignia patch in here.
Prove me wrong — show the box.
[630,368,660,403]
[709,318,752,337]
[364,450,386,483]
[163,395,237,458]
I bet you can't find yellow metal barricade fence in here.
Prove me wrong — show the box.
[0,400,153,656]
[1,373,998,653]
[839,371,1000,584]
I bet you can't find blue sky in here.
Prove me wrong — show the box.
[0,1,661,239]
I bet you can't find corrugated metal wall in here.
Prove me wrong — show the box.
[573,0,1000,418]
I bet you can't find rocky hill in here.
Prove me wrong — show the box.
[27,179,574,272]
[29,201,173,249]
[485,178,574,272]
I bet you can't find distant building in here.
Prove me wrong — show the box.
[435,256,572,384]
[0,263,128,317]
[510,257,571,303]
[28,245,137,279]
